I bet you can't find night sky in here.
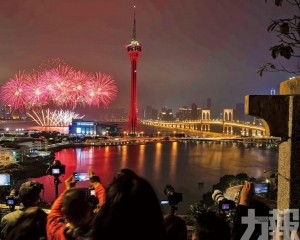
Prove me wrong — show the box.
[0,0,295,117]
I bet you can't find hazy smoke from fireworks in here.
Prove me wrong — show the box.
[0,59,118,109]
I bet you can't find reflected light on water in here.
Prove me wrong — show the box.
[32,141,278,214]
[170,142,178,182]
[154,143,162,180]
[138,144,146,176]
[121,145,128,169]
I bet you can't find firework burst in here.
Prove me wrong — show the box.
[0,60,118,110]
[1,72,29,109]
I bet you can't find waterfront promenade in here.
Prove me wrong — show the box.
[44,135,280,152]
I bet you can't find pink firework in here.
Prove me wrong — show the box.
[25,73,50,107]
[0,61,118,109]
[67,70,94,108]
[1,72,29,109]
[86,72,118,107]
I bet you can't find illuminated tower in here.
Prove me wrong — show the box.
[126,6,142,135]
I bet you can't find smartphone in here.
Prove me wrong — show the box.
[74,172,89,182]
[254,183,269,194]
[160,200,169,205]
[0,173,11,186]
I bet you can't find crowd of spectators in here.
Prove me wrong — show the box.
[0,170,299,240]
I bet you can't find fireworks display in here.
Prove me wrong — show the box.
[0,59,118,109]
[0,59,118,126]
[27,108,85,127]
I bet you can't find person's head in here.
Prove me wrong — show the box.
[92,168,167,240]
[62,188,95,228]
[18,181,43,207]
[6,206,47,240]
[89,175,101,189]
[163,214,187,240]
[89,175,101,183]
[192,211,231,240]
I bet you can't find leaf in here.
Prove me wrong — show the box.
[280,23,289,34]
[275,0,283,6]
[270,44,284,59]
[281,46,294,59]
[271,49,279,59]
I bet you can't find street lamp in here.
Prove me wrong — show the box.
[157,131,160,137]
[263,169,276,181]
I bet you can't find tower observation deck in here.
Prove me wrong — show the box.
[126,6,142,135]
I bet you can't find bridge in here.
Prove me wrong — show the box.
[140,119,266,137]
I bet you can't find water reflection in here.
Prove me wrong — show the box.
[33,141,278,214]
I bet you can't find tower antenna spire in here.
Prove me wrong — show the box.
[132,5,136,40]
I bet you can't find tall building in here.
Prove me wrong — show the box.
[126,6,142,135]
[176,106,191,120]
[159,107,174,121]
[191,103,198,120]
[206,98,212,110]
[143,106,158,120]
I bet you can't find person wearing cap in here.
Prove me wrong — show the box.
[0,181,43,239]
[46,172,106,240]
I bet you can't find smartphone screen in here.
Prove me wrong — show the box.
[0,174,11,186]
[254,183,269,194]
[160,200,169,205]
[90,189,95,196]
[74,172,89,182]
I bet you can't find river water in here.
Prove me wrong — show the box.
[32,141,278,214]
[0,120,278,214]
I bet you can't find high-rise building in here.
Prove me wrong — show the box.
[176,106,191,120]
[126,6,142,135]
[159,107,174,121]
[143,106,158,120]
[191,103,198,120]
[207,98,212,110]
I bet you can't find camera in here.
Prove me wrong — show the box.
[47,160,66,176]
[5,189,18,211]
[212,190,235,212]
[164,185,182,206]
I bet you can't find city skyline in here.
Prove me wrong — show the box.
[0,1,295,116]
